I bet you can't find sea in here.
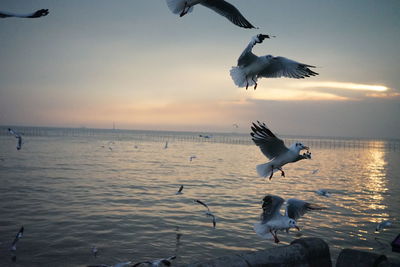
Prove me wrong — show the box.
[0,126,399,266]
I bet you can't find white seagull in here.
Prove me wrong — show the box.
[8,128,23,150]
[0,9,49,19]
[194,199,216,228]
[165,0,256,29]
[132,255,176,267]
[251,121,311,180]
[254,195,323,243]
[231,34,318,90]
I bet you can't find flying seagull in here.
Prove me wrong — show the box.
[8,128,23,150]
[132,255,176,267]
[376,220,392,232]
[315,189,331,197]
[251,121,311,179]
[0,9,49,19]
[175,185,184,195]
[165,0,256,29]
[189,155,197,162]
[254,195,323,243]
[11,226,24,251]
[231,34,318,89]
[194,199,216,228]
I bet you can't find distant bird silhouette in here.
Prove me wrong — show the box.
[376,220,392,231]
[231,34,318,89]
[194,199,216,228]
[0,9,49,19]
[8,128,23,150]
[175,185,184,195]
[165,0,256,29]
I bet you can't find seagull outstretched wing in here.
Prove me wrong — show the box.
[200,0,255,29]
[258,56,318,79]
[0,9,49,18]
[260,195,284,223]
[251,121,288,160]
[285,198,323,221]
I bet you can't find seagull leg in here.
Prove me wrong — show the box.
[270,230,279,243]
[252,77,258,90]
[274,230,280,243]
[269,165,274,180]
[278,167,285,177]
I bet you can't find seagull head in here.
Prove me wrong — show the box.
[253,34,275,44]
[288,219,300,231]
[291,142,309,152]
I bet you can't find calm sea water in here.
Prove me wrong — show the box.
[0,128,399,266]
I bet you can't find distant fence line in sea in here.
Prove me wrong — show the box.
[1,126,399,151]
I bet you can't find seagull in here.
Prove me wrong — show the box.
[194,199,216,228]
[376,220,392,231]
[8,128,23,150]
[199,134,212,139]
[92,246,98,258]
[250,121,311,179]
[253,195,323,243]
[315,189,331,197]
[132,256,176,267]
[311,169,319,174]
[232,123,239,128]
[164,141,169,149]
[11,226,24,251]
[0,9,49,19]
[165,0,255,29]
[175,185,184,195]
[189,155,197,162]
[230,34,318,90]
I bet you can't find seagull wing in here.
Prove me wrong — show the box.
[200,0,255,29]
[0,9,49,18]
[194,199,210,211]
[11,226,24,249]
[251,121,289,160]
[258,56,318,79]
[8,128,21,138]
[177,185,183,193]
[285,198,324,221]
[260,195,284,223]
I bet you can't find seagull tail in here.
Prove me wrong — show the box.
[256,162,278,178]
[253,223,274,240]
[230,66,255,88]
[166,0,194,15]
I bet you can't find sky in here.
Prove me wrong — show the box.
[0,0,399,139]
